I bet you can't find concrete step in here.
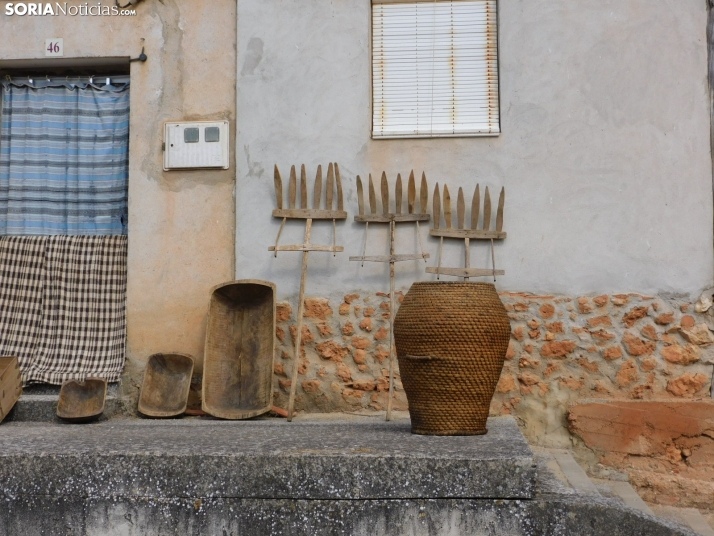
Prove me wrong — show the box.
[0,415,700,535]
[0,416,535,500]
[5,382,127,423]
[652,506,714,536]
[548,448,601,496]
[537,447,703,536]
[607,481,655,517]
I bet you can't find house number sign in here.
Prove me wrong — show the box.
[45,38,63,57]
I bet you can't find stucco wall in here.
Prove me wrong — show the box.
[236,0,713,299]
[0,0,237,373]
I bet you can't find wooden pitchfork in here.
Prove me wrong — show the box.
[270,163,347,421]
[427,183,506,280]
[349,171,430,421]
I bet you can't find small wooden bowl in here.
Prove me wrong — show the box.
[138,353,194,418]
[57,379,107,423]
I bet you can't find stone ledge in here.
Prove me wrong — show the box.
[0,417,535,501]
[0,496,696,536]
[0,416,698,535]
[5,383,126,423]
[4,394,126,423]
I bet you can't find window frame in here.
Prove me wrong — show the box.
[370,0,501,139]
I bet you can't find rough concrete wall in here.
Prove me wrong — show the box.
[0,0,236,375]
[236,0,713,298]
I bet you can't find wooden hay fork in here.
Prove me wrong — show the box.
[349,171,430,421]
[270,163,347,421]
[427,183,506,281]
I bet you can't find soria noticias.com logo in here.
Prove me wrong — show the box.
[4,3,136,16]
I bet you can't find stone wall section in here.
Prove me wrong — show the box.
[273,291,714,441]
[492,292,714,445]
[272,292,409,414]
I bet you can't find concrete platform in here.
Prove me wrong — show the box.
[0,416,534,500]
[0,416,698,536]
[4,383,125,423]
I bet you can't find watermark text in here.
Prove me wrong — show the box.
[4,3,136,16]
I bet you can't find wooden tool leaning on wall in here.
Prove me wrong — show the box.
[270,163,347,421]
[350,171,430,421]
[428,183,506,280]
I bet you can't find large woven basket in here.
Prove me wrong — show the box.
[393,282,511,436]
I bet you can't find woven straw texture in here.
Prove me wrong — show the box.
[393,282,511,435]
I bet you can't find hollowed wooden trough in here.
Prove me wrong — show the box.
[202,280,276,420]
[138,353,194,418]
[57,379,107,422]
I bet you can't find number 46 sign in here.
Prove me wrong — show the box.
[45,38,63,57]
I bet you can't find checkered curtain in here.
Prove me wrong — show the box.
[0,83,129,235]
[0,235,127,385]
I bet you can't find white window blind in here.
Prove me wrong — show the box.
[372,0,499,138]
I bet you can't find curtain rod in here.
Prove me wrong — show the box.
[2,75,130,91]
[3,75,130,84]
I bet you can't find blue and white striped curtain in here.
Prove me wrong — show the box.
[0,82,129,235]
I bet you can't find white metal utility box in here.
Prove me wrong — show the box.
[163,121,230,171]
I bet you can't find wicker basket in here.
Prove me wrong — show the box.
[393,282,511,435]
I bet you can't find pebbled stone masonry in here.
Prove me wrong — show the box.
[273,291,714,447]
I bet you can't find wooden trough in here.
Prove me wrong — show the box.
[138,353,194,418]
[57,378,107,422]
[0,356,22,424]
[202,280,276,420]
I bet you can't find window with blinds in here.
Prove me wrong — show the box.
[372,0,499,139]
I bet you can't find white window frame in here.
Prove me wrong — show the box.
[371,0,500,139]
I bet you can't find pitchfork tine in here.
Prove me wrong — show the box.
[274,165,283,210]
[483,186,491,231]
[314,165,323,210]
[288,165,297,208]
[369,174,377,214]
[496,187,505,233]
[357,175,365,216]
[335,163,344,211]
[381,172,389,215]
[326,163,334,211]
[395,174,403,214]
[300,165,308,208]
[420,172,428,214]
[471,184,480,230]
[407,171,416,214]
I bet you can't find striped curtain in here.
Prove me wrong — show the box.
[0,83,129,235]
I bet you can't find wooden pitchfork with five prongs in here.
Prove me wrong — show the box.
[270,163,347,421]
[427,183,506,280]
[349,171,430,421]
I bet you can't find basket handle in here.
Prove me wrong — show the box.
[403,354,442,362]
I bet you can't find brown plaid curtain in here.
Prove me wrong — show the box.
[0,235,127,385]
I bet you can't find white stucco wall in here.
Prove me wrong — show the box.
[236,0,714,299]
